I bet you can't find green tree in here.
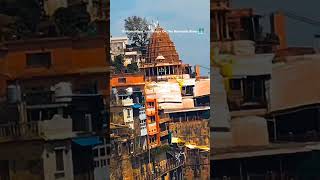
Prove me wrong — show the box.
[113,55,125,74]
[53,5,91,36]
[0,0,41,40]
[126,62,139,73]
[124,16,149,49]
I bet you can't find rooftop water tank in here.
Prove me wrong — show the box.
[52,82,72,102]
[126,87,133,96]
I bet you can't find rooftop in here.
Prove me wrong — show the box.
[212,141,320,160]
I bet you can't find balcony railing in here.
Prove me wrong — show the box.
[147,159,184,180]
[0,122,40,140]
[160,130,169,137]
[159,117,170,124]
[0,116,93,141]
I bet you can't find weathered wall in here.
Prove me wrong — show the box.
[169,120,209,146]
[0,141,44,180]
[231,116,269,146]
[38,115,73,140]
[42,141,74,180]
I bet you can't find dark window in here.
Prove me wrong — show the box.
[93,149,98,157]
[244,78,265,102]
[182,86,194,96]
[101,159,106,167]
[55,149,64,171]
[230,79,241,90]
[94,160,99,168]
[147,102,154,108]
[118,78,126,83]
[100,147,106,156]
[149,116,155,123]
[127,109,131,118]
[26,52,51,68]
[106,147,110,155]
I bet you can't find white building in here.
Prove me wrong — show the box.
[110,37,128,61]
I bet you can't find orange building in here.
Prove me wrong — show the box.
[0,36,109,98]
[145,97,160,148]
[110,73,145,127]
[110,73,145,87]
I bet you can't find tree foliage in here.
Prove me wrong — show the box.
[53,5,91,36]
[127,62,139,73]
[0,0,41,40]
[0,1,94,41]
[113,55,125,74]
[124,16,149,49]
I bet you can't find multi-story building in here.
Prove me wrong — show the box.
[211,1,320,179]
[0,36,109,180]
[110,37,128,61]
[141,25,210,179]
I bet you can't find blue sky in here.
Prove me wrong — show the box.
[111,0,210,75]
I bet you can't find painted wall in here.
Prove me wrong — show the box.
[123,107,134,129]
[1,37,107,80]
[42,141,74,180]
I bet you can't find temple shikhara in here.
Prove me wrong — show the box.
[110,24,210,179]
[142,26,192,81]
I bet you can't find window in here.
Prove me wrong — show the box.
[94,160,99,168]
[147,102,154,108]
[93,148,98,157]
[230,79,241,90]
[244,78,265,102]
[100,147,106,156]
[55,149,64,172]
[182,86,194,96]
[118,78,126,83]
[149,116,155,123]
[127,109,131,118]
[106,147,110,155]
[101,159,106,167]
[26,52,51,68]
[150,136,156,143]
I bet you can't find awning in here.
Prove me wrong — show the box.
[131,103,142,109]
[72,136,102,146]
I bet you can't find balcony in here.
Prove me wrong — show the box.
[0,115,93,142]
[159,117,170,124]
[122,98,134,106]
[160,130,169,137]
[147,159,184,180]
[146,108,156,116]
[0,122,40,142]
[147,122,158,135]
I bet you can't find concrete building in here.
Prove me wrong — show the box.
[0,37,109,180]
[140,25,210,179]
[110,37,128,61]
[211,1,320,179]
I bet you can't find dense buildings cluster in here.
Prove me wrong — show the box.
[110,25,210,179]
